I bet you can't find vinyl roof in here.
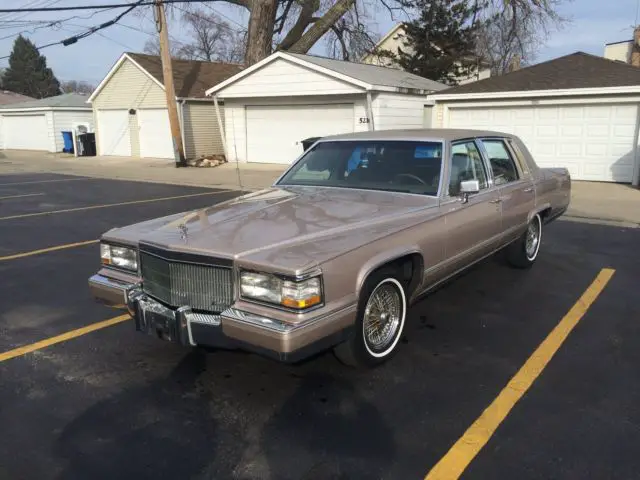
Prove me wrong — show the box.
[431,52,640,96]
[0,93,91,109]
[127,53,244,98]
[319,128,514,142]
[285,53,448,92]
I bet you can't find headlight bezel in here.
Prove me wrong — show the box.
[239,269,324,312]
[100,241,139,273]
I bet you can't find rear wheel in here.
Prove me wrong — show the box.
[334,270,407,368]
[507,213,542,269]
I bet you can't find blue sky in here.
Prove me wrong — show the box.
[0,0,638,85]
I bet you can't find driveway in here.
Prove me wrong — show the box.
[0,172,638,479]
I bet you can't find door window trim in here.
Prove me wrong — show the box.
[445,139,493,199]
[477,137,522,186]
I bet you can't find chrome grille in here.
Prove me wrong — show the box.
[140,251,233,312]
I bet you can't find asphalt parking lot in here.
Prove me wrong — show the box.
[0,172,638,480]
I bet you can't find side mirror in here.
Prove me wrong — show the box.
[459,179,480,203]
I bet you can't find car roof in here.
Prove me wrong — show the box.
[317,128,515,143]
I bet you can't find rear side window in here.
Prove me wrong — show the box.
[481,139,519,185]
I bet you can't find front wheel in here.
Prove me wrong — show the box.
[506,213,542,269]
[334,271,407,368]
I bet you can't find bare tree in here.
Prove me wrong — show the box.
[180,9,245,63]
[324,2,381,61]
[60,80,95,94]
[474,0,566,74]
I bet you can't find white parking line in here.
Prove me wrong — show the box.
[0,193,44,200]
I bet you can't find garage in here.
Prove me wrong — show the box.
[206,51,447,164]
[138,108,173,158]
[2,114,49,151]
[431,52,640,185]
[245,104,354,163]
[0,93,93,152]
[96,109,130,156]
[89,52,242,160]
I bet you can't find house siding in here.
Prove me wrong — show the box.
[129,112,140,156]
[92,58,166,109]
[372,92,431,130]
[183,101,224,159]
[51,110,94,151]
[218,59,363,98]
[224,95,368,163]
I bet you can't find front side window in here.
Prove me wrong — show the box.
[481,139,520,185]
[277,140,444,196]
[449,141,489,196]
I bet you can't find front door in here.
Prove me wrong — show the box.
[436,140,502,281]
[478,138,535,245]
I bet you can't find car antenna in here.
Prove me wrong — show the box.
[230,108,244,192]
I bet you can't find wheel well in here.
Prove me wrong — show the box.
[369,253,423,299]
[538,207,552,222]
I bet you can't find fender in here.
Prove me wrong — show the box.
[528,202,551,223]
[355,245,423,297]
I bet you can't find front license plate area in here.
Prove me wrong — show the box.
[138,298,178,343]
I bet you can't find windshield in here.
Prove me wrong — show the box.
[277,140,443,196]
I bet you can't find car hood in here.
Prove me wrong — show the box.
[104,187,439,273]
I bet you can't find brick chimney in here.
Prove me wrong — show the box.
[631,26,640,67]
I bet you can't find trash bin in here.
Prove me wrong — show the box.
[301,136,322,152]
[78,132,96,156]
[61,131,74,153]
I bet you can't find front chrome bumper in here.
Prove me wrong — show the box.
[89,273,356,362]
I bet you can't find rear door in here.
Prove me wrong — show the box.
[478,138,535,244]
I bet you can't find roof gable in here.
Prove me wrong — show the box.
[207,51,447,96]
[432,52,640,97]
[89,52,243,102]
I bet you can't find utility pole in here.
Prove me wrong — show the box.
[154,0,185,167]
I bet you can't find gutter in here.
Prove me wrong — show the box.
[213,95,228,160]
[179,99,187,160]
[365,90,375,131]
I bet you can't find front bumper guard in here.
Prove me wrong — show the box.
[89,274,356,362]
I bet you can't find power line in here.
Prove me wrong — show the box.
[0,1,207,14]
[0,0,145,59]
[197,1,245,29]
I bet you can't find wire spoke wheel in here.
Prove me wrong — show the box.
[525,216,541,260]
[362,282,403,354]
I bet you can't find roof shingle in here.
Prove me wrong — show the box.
[286,52,448,92]
[432,52,640,96]
[0,93,91,109]
[127,53,244,98]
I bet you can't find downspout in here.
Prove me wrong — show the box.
[633,103,640,187]
[366,90,375,131]
[213,94,228,160]
[179,99,187,160]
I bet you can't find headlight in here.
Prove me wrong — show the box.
[100,243,138,272]
[240,271,322,310]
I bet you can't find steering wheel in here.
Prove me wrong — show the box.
[394,173,428,185]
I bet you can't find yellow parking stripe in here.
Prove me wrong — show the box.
[0,315,131,363]
[0,190,234,221]
[425,268,615,480]
[0,193,44,200]
[0,240,98,262]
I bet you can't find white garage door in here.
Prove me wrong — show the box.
[97,109,131,156]
[448,104,638,182]
[2,114,50,151]
[246,104,354,164]
[138,108,174,159]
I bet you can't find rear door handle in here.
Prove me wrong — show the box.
[489,199,502,204]
[523,187,534,193]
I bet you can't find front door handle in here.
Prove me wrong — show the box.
[489,198,502,204]
[523,187,534,193]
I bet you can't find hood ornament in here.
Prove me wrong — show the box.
[178,223,188,243]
